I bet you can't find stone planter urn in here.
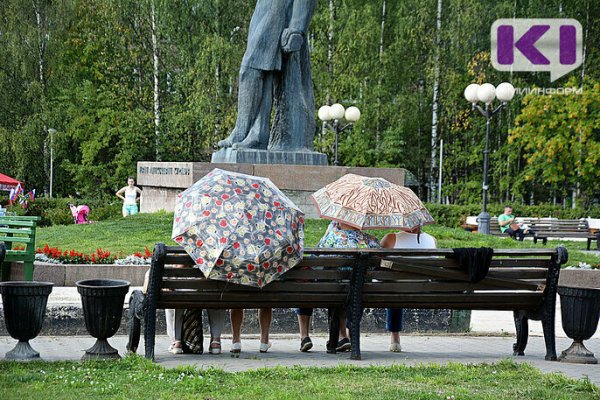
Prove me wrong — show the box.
[0,281,53,360]
[558,269,600,364]
[76,279,130,361]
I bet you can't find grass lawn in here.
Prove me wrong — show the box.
[35,211,599,266]
[0,356,597,400]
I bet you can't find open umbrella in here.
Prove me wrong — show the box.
[172,168,304,288]
[312,174,434,230]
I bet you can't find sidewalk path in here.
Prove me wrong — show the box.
[1,334,598,385]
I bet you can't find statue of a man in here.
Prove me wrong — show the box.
[218,0,317,152]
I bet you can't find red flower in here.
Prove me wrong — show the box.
[134,252,142,258]
[216,259,224,266]
[252,183,259,189]
[196,257,204,265]
[235,188,242,194]
[246,213,253,220]
[226,272,234,280]
[221,194,230,200]
[175,237,183,243]
[144,247,152,258]
[219,220,227,228]
[263,262,270,269]
[264,238,271,245]
[219,237,227,244]
[257,278,263,286]
[265,211,273,219]
[255,193,261,199]
[216,200,223,206]
[203,210,211,217]
[277,266,283,273]
[273,201,281,207]
[226,179,232,185]
[286,246,293,254]
[185,201,192,208]
[196,239,204,247]
[247,263,255,272]
[233,242,241,249]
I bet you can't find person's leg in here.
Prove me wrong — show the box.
[122,205,128,218]
[230,309,243,352]
[259,308,272,351]
[130,204,139,215]
[218,67,264,148]
[296,308,313,352]
[516,228,526,241]
[506,228,516,239]
[387,308,403,351]
[233,73,273,150]
[166,309,183,353]
[208,309,225,354]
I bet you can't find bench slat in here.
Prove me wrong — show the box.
[0,236,33,244]
[0,228,34,235]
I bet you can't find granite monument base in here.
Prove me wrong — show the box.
[211,148,328,166]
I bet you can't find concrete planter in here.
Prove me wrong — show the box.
[8,262,149,286]
[559,269,600,289]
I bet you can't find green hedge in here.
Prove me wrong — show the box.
[425,203,600,228]
[4,197,122,226]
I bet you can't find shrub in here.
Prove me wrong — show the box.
[5,196,122,226]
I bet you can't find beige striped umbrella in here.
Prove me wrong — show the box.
[311,174,434,230]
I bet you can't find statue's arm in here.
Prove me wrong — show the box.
[289,0,317,34]
[281,0,317,53]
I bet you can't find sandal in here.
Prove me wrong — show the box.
[230,342,242,354]
[168,341,183,355]
[209,340,222,355]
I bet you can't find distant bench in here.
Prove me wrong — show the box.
[127,244,568,362]
[532,219,599,249]
[465,217,599,249]
[0,215,41,281]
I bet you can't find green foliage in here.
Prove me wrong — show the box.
[0,0,599,206]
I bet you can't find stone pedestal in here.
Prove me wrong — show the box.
[211,148,328,166]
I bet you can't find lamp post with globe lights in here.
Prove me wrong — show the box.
[318,103,361,166]
[464,82,515,234]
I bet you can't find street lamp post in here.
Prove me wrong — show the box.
[48,128,57,198]
[318,103,361,166]
[464,82,515,234]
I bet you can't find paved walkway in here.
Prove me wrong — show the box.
[1,334,598,385]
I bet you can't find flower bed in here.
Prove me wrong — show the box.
[34,244,152,265]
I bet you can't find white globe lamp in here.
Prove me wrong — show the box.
[329,103,345,120]
[496,82,515,102]
[477,83,496,104]
[464,84,480,104]
[344,106,361,122]
[318,105,332,121]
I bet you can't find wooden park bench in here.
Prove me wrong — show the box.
[127,244,568,362]
[532,219,600,249]
[0,215,41,281]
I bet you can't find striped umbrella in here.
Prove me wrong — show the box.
[312,174,434,230]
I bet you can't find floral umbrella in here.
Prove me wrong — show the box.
[312,174,434,230]
[172,168,305,288]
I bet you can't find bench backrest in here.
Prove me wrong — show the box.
[148,244,566,311]
[532,219,590,234]
[489,217,545,235]
[0,216,41,261]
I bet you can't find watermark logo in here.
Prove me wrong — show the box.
[491,19,582,82]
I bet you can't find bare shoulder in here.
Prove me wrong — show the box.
[381,233,396,249]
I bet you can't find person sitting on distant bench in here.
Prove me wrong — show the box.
[498,206,533,241]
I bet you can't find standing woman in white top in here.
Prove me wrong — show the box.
[380,226,437,352]
[116,177,142,217]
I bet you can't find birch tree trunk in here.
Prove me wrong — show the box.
[429,0,442,202]
[321,0,335,153]
[151,1,161,161]
[375,0,386,149]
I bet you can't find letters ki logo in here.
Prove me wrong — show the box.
[491,19,582,82]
